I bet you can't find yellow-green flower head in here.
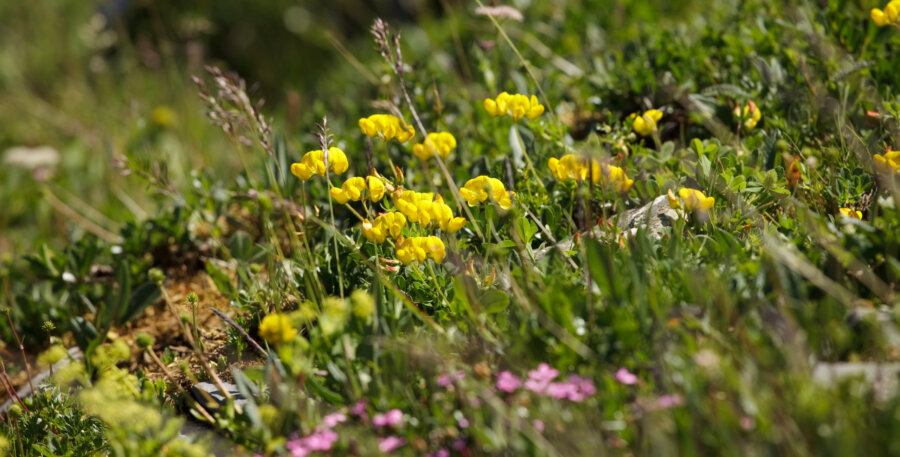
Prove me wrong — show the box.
[413,132,457,160]
[874,149,900,174]
[151,106,177,128]
[395,236,446,265]
[872,1,900,26]
[330,176,386,204]
[350,289,376,320]
[839,207,863,219]
[361,211,407,243]
[259,313,297,345]
[359,114,416,143]
[483,92,545,121]
[459,176,515,209]
[320,296,349,336]
[668,188,715,212]
[291,147,349,181]
[547,154,634,193]
[734,100,762,130]
[628,109,663,136]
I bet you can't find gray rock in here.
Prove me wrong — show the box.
[533,194,680,261]
[616,194,680,238]
[812,362,900,402]
[191,381,248,412]
[847,307,900,348]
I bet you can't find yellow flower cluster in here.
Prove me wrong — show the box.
[874,149,899,174]
[629,109,663,136]
[330,176,386,204]
[394,190,466,232]
[483,92,545,121]
[547,154,634,194]
[872,1,900,27]
[839,208,863,219]
[668,188,715,212]
[459,176,515,209]
[259,313,297,345]
[412,132,457,160]
[359,114,416,143]
[361,212,407,243]
[396,236,446,265]
[734,101,762,130]
[291,147,349,181]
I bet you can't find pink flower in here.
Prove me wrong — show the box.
[285,429,339,456]
[564,375,596,402]
[428,449,450,457]
[378,436,406,453]
[323,412,347,428]
[570,375,596,396]
[533,419,545,433]
[657,394,683,409]
[529,363,559,382]
[457,417,470,428]
[496,371,522,393]
[372,409,404,429]
[437,370,465,387]
[615,367,638,385]
[350,401,368,421]
[545,382,574,399]
[525,363,559,394]
[452,439,467,451]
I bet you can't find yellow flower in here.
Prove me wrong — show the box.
[258,313,297,345]
[330,176,386,204]
[734,101,762,130]
[629,109,663,136]
[874,149,900,174]
[459,176,515,209]
[291,147,349,181]
[395,189,436,225]
[412,132,457,160]
[483,92,545,120]
[839,208,863,219]
[392,191,465,232]
[667,189,681,209]
[361,212,407,243]
[359,114,416,143]
[547,154,633,193]
[429,195,466,233]
[677,188,715,212]
[872,8,889,26]
[872,0,900,26]
[395,236,446,265]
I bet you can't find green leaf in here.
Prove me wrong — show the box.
[206,261,237,299]
[119,282,162,324]
[228,231,253,262]
[478,289,510,314]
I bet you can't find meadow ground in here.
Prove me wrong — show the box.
[2,0,900,455]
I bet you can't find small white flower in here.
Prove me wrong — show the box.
[62,272,77,283]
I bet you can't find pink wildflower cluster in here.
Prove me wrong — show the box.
[283,404,408,455]
[437,370,465,388]
[372,409,404,429]
[285,429,339,457]
[495,363,597,402]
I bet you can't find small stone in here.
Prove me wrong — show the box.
[191,382,248,412]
